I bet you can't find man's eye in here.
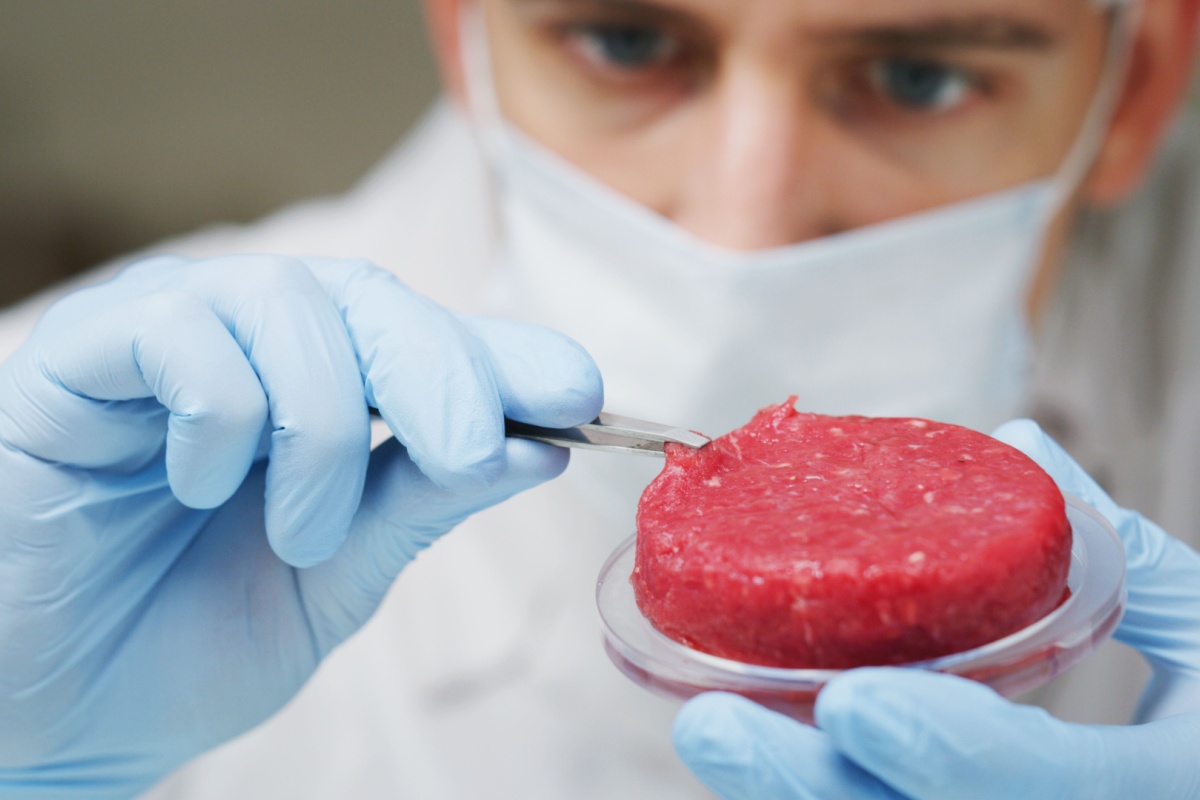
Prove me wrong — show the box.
[869,57,975,112]
[570,25,678,71]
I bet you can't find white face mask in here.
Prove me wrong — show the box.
[462,3,1134,507]
[488,126,1056,434]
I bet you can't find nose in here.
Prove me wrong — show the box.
[669,52,840,250]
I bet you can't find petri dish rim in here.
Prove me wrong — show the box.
[597,493,1127,706]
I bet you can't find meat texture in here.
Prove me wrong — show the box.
[633,399,1071,668]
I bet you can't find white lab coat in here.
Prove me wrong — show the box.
[1,98,1198,798]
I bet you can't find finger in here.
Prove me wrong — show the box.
[816,668,1200,800]
[160,255,371,567]
[0,291,266,509]
[672,693,902,800]
[991,419,1200,672]
[295,437,570,655]
[304,258,508,492]
[457,315,604,428]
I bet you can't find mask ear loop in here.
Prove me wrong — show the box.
[458,0,510,260]
[459,2,507,168]
[1047,0,1143,213]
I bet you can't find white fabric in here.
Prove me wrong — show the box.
[0,96,1197,797]
[1020,98,1200,722]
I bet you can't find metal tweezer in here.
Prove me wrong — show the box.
[505,413,710,457]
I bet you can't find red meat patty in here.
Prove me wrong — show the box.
[633,399,1071,669]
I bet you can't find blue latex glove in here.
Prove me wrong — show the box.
[674,419,1200,799]
[0,255,602,798]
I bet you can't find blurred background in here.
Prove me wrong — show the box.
[2,4,1198,313]
[0,0,439,309]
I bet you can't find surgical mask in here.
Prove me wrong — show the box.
[460,3,1136,508]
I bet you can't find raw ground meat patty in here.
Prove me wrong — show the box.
[633,399,1071,669]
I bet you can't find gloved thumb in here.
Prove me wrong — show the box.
[816,667,1200,800]
[673,692,903,799]
[291,435,570,657]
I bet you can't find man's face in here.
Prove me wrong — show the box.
[481,0,1111,250]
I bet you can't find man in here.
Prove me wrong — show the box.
[1,0,1199,797]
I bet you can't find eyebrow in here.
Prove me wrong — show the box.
[511,0,1059,52]
[809,17,1058,51]
[510,0,699,26]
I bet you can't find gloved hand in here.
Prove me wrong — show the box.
[673,419,1200,799]
[0,254,603,799]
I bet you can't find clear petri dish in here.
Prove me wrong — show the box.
[597,494,1126,723]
